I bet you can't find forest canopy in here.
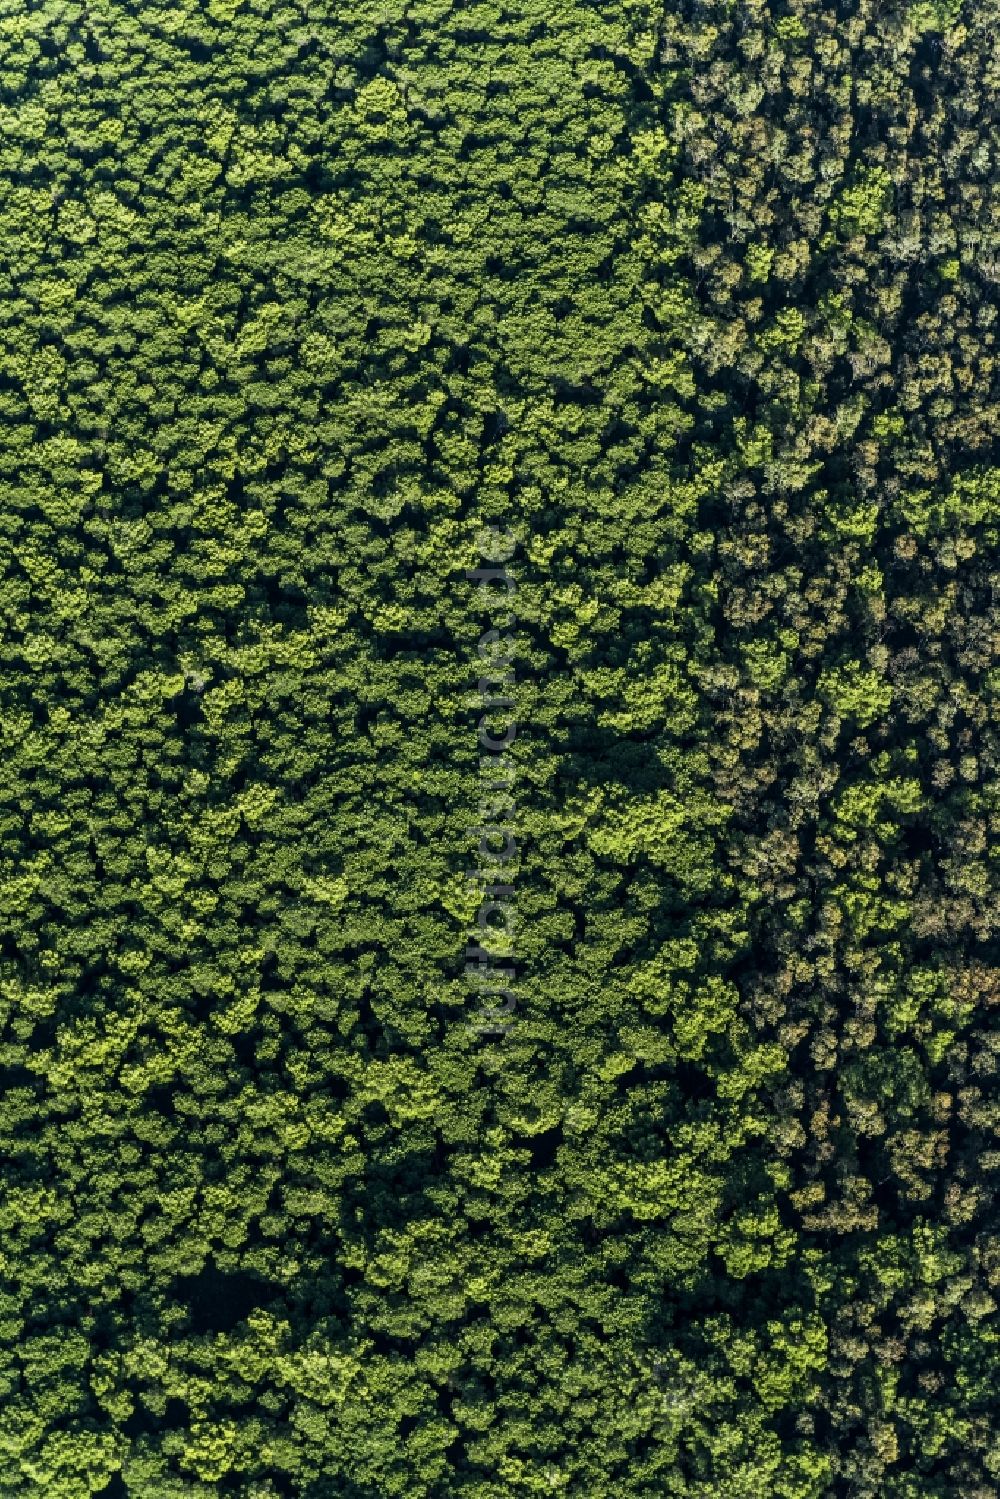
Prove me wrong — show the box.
[0,0,999,1495]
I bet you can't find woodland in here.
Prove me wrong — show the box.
[0,0,998,1494]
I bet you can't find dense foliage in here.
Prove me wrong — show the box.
[1,0,999,1494]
